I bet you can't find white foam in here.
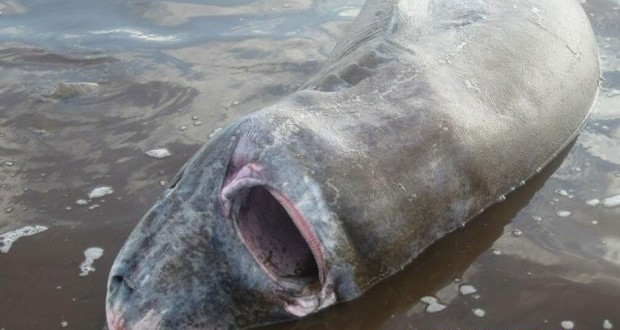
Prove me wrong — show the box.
[459,284,477,295]
[60,321,68,327]
[603,319,614,329]
[420,296,446,313]
[79,247,104,276]
[586,198,601,206]
[561,320,575,330]
[512,229,523,237]
[88,186,113,199]
[0,225,49,253]
[76,199,88,205]
[472,308,486,317]
[145,148,171,159]
[557,210,572,217]
[555,189,569,196]
[491,248,502,255]
[603,194,620,208]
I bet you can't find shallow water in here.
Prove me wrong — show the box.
[0,0,619,329]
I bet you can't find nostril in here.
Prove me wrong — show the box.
[109,274,139,295]
[111,275,124,286]
[108,275,125,296]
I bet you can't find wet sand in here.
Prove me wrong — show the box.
[0,0,619,329]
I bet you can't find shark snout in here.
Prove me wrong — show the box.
[106,267,154,330]
[106,305,163,330]
[106,266,170,329]
[106,270,130,329]
[105,144,329,328]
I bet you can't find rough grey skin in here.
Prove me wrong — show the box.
[106,0,599,328]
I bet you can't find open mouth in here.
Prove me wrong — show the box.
[220,162,335,316]
[225,183,323,293]
[236,186,320,287]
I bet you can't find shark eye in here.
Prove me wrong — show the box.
[234,186,319,289]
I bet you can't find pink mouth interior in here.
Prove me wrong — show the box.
[234,186,321,289]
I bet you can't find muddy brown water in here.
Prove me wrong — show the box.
[0,0,619,329]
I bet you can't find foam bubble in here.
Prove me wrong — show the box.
[557,210,572,217]
[491,248,502,255]
[561,320,575,330]
[88,186,113,199]
[459,284,477,295]
[0,225,49,253]
[472,308,486,317]
[60,321,68,327]
[555,189,569,196]
[512,229,523,237]
[145,148,171,159]
[420,296,446,313]
[603,194,620,208]
[76,199,88,205]
[79,247,104,276]
[603,319,614,329]
[586,198,601,206]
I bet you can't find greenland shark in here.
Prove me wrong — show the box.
[106,0,599,328]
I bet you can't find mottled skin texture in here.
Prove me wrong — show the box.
[106,0,599,329]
